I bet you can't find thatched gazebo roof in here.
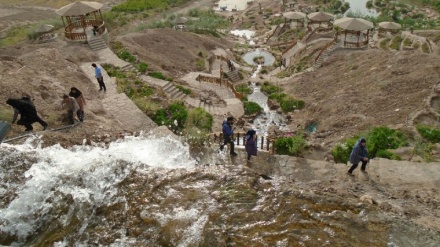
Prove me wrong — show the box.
[334,17,373,31]
[175,17,188,25]
[283,11,306,20]
[378,21,401,30]
[307,11,334,22]
[56,1,103,16]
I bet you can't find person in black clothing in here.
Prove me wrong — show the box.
[6,97,48,131]
[220,116,237,156]
[69,87,86,122]
[347,137,369,176]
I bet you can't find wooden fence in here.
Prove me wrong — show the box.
[64,20,105,40]
[196,74,243,100]
[211,132,276,154]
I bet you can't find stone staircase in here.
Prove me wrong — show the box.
[162,81,187,100]
[198,100,224,115]
[225,70,240,82]
[88,36,107,51]
[313,42,339,70]
[121,63,136,72]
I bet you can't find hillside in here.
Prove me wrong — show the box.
[283,49,440,145]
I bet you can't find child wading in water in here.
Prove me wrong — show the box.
[245,129,257,161]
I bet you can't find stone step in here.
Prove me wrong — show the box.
[176,93,187,100]
[167,87,179,95]
[121,64,135,71]
[88,37,107,51]
[171,89,183,98]
[162,82,173,92]
[225,71,240,82]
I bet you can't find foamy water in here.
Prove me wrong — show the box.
[0,134,196,242]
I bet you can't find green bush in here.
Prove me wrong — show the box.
[195,58,205,71]
[261,81,281,95]
[275,135,307,156]
[243,101,262,115]
[175,85,192,95]
[280,98,304,112]
[367,127,407,158]
[119,49,136,62]
[153,101,188,132]
[137,85,154,97]
[416,125,440,143]
[133,98,162,116]
[376,150,402,160]
[185,107,213,132]
[331,138,358,164]
[138,62,148,73]
[149,71,167,80]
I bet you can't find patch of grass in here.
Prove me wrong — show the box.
[243,101,262,115]
[403,38,413,46]
[413,41,420,49]
[380,38,390,50]
[261,81,282,95]
[185,107,213,132]
[275,134,307,156]
[119,49,136,63]
[331,138,358,164]
[0,106,13,122]
[416,125,440,143]
[138,62,148,73]
[376,150,402,160]
[149,71,172,81]
[175,85,192,95]
[0,26,29,48]
[153,101,188,132]
[235,83,252,101]
[195,58,205,71]
[132,98,162,117]
[389,35,403,50]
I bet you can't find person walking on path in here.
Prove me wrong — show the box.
[348,137,369,176]
[6,97,48,131]
[92,63,106,92]
[220,116,237,156]
[245,129,258,161]
[62,94,80,125]
[69,87,86,122]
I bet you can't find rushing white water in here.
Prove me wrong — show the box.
[0,134,196,243]
[230,29,255,45]
[248,84,286,137]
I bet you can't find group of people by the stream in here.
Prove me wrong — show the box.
[4,63,106,132]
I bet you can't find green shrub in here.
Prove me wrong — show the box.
[243,101,262,115]
[376,150,402,160]
[280,98,304,112]
[175,85,192,95]
[331,138,358,164]
[149,71,167,80]
[185,107,213,132]
[153,101,188,132]
[0,106,13,122]
[133,98,162,116]
[275,135,307,156]
[261,81,281,94]
[119,49,136,62]
[137,85,154,97]
[416,125,440,143]
[366,126,407,158]
[125,87,135,98]
[138,62,148,73]
[390,35,403,50]
[412,137,435,162]
[195,58,205,71]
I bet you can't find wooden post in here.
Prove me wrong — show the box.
[236,133,240,146]
[271,140,275,154]
[260,136,264,149]
[266,138,270,151]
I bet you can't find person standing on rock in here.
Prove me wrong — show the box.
[220,116,237,156]
[245,129,257,161]
[6,97,48,132]
[92,63,106,92]
[69,87,86,122]
[348,137,369,176]
[62,94,80,125]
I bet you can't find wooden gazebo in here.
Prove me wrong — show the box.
[56,1,105,41]
[378,21,401,35]
[283,11,306,28]
[334,17,374,47]
[307,11,334,29]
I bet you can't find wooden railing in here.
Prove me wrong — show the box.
[271,40,297,49]
[314,35,338,62]
[281,40,298,56]
[344,39,368,48]
[196,74,243,100]
[210,132,276,154]
[315,26,333,33]
[64,20,105,40]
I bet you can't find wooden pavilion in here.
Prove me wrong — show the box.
[378,21,401,35]
[307,11,334,31]
[56,1,105,41]
[283,11,306,28]
[334,17,374,47]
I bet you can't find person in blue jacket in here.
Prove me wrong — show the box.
[348,137,369,176]
[220,116,237,156]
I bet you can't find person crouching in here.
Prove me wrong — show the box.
[62,94,80,125]
[245,129,257,161]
